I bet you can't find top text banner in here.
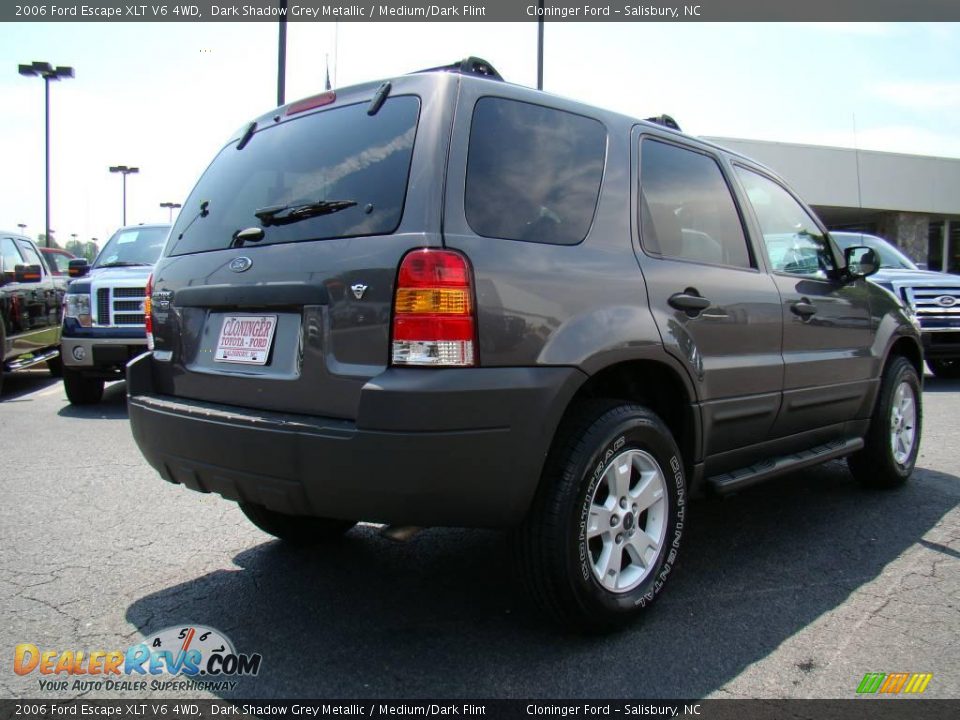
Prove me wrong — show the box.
[5,0,960,22]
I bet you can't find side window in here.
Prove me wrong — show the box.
[735,167,833,279]
[52,254,72,273]
[639,139,752,269]
[16,240,45,275]
[465,97,606,245]
[1,237,24,274]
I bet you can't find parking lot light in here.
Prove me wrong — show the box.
[109,165,140,225]
[18,60,74,248]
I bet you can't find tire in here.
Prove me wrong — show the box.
[63,367,104,405]
[927,358,960,379]
[514,402,686,632]
[239,502,356,545]
[848,356,922,489]
[47,352,63,378]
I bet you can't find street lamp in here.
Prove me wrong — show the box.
[18,60,74,248]
[17,223,27,236]
[109,165,139,225]
[160,202,182,223]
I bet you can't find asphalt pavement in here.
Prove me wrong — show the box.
[1,369,957,700]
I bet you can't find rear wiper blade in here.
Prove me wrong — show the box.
[255,199,357,227]
[98,261,149,268]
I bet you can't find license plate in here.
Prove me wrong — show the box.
[214,315,278,365]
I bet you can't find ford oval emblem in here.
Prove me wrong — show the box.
[229,256,253,273]
[936,295,957,308]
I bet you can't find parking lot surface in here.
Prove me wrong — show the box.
[1,370,958,699]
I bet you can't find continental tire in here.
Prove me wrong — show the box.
[239,502,356,545]
[515,402,686,632]
[848,356,922,489]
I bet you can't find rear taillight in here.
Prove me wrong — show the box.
[391,249,476,367]
[144,273,154,351]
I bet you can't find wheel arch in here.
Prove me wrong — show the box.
[536,354,702,501]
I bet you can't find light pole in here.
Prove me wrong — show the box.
[160,202,182,223]
[18,61,74,248]
[17,223,27,236]
[109,165,139,225]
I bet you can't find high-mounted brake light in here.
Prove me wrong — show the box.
[391,249,476,367]
[285,91,336,116]
[144,273,154,351]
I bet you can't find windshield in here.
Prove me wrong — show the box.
[93,226,170,269]
[832,233,918,270]
[167,96,420,257]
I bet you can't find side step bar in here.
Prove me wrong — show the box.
[6,348,60,372]
[708,437,864,495]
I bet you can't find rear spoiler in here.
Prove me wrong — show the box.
[412,57,503,82]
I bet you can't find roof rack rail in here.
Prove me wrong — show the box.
[413,57,503,81]
[645,114,681,131]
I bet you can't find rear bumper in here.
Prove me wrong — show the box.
[127,353,585,527]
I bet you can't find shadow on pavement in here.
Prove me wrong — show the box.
[56,380,128,419]
[0,369,59,401]
[126,461,958,699]
[922,375,960,393]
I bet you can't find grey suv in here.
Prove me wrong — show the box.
[128,59,923,630]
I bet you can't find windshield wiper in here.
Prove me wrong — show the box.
[255,199,357,227]
[98,261,149,268]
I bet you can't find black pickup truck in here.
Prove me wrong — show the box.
[1,232,64,395]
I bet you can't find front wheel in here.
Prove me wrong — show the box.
[63,368,104,405]
[927,358,960,379]
[239,502,356,545]
[514,402,686,632]
[848,356,922,489]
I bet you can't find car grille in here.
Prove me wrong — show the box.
[94,287,146,327]
[904,286,960,325]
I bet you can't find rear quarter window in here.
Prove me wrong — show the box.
[465,97,606,246]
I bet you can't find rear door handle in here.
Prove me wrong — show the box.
[668,290,711,313]
[791,299,817,318]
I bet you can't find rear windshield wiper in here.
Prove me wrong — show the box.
[97,261,149,268]
[254,199,357,227]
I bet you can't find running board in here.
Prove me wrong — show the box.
[707,437,864,495]
[6,348,60,371]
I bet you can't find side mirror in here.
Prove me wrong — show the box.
[845,246,879,279]
[15,264,43,283]
[68,258,90,277]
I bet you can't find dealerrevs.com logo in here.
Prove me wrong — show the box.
[14,625,262,693]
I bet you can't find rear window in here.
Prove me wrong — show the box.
[167,97,421,257]
[94,226,170,269]
[465,97,606,245]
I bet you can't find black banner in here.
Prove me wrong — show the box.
[1,700,959,720]
[4,0,960,23]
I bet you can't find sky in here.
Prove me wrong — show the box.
[2,21,959,250]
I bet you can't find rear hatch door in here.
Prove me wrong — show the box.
[149,75,456,419]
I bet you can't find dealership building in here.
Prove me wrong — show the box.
[706,137,960,273]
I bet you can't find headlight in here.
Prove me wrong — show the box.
[65,293,93,327]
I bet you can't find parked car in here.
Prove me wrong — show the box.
[1,232,63,395]
[831,231,960,379]
[60,224,170,404]
[39,246,77,294]
[127,58,923,630]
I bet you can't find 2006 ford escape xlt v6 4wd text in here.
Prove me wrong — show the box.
[129,58,923,630]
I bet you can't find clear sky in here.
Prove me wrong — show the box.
[2,21,958,249]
